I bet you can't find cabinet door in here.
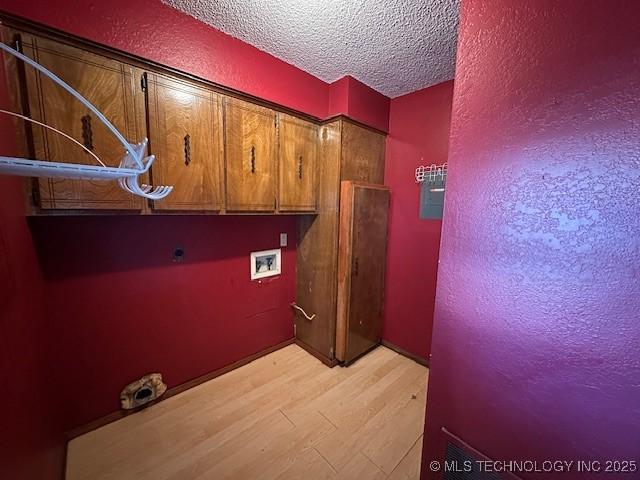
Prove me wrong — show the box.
[278,114,318,212]
[224,98,277,212]
[146,73,223,211]
[336,181,390,364]
[340,120,386,184]
[294,121,342,364]
[20,34,145,210]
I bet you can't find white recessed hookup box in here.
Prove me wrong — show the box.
[250,248,282,280]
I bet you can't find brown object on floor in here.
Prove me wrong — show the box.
[67,345,428,480]
[336,181,390,364]
[120,373,167,410]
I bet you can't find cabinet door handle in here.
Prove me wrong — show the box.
[354,257,359,276]
[250,145,256,173]
[184,134,191,166]
[81,114,93,151]
[298,155,303,179]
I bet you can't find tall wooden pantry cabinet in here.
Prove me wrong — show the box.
[294,118,388,366]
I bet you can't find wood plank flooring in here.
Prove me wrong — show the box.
[66,345,428,480]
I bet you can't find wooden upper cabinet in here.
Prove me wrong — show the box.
[340,120,386,184]
[2,27,327,216]
[145,73,223,211]
[224,97,277,212]
[18,34,146,210]
[278,114,318,212]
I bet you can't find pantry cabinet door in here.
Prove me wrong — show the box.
[19,33,145,210]
[336,181,390,364]
[146,73,223,211]
[278,114,318,212]
[224,97,277,212]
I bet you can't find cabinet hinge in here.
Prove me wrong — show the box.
[140,72,148,91]
[294,323,297,337]
[329,347,334,359]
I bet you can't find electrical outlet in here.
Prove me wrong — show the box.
[172,247,184,263]
[280,233,287,247]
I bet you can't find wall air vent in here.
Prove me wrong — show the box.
[444,441,502,480]
[440,428,522,480]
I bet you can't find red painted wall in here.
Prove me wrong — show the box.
[0,188,63,480]
[422,1,640,478]
[0,0,390,131]
[0,0,329,118]
[0,62,64,478]
[328,76,350,119]
[31,215,296,430]
[382,81,453,361]
[345,76,390,133]
[328,76,391,133]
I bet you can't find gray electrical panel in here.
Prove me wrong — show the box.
[419,177,446,219]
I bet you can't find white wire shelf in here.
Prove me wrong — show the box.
[0,42,172,200]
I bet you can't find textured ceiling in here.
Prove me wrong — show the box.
[162,0,460,98]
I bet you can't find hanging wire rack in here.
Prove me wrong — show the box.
[415,162,447,186]
[0,42,172,200]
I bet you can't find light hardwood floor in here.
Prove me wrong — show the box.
[66,344,428,480]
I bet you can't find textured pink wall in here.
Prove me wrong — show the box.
[422,1,640,478]
[383,81,453,362]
